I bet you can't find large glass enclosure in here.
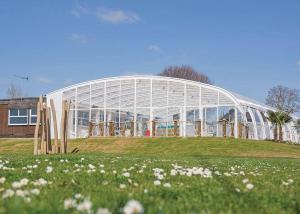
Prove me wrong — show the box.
[47,75,299,143]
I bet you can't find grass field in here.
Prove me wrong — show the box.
[0,137,300,214]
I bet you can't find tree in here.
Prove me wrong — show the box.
[266,85,300,114]
[267,111,292,142]
[267,111,279,141]
[6,83,24,99]
[158,65,212,84]
[295,119,300,132]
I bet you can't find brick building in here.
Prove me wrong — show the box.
[0,97,39,137]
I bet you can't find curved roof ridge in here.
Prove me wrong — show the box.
[47,75,275,111]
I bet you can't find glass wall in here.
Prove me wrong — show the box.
[56,76,298,143]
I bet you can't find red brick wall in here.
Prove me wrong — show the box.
[0,104,35,137]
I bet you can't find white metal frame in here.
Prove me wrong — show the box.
[46,75,300,143]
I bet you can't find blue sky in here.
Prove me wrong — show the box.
[0,0,299,102]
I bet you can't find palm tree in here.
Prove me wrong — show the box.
[267,111,279,141]
[267,111,292,142]
[277,112,292,141]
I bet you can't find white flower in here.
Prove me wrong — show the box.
[2,189,14,199]
[242,179,249,184]
[113,170,117,174]
[12,181,22,189]
[97,208,112,214]
[154,180,161,186]
[76,199,92,212]
[16,189,28,197]
[120,184,126,189]
[20,178,29,186]
[224,172,231,177]
[74,193,83,199]
[81,158,85,161]
[0,177,5,184]
[246,183,254,190]
[99,164,104,168]
[170,169,177,176]
[100,170,105,174]
[235,188,241,193]
[123,172,130,177]
[123,200,144,214]
[33,178,48,186]
[288,179,294,184]
[64,198,76,210]
[157,174,164,180]
[88,164,96,170]
[214,171,221,176]
[31,189,40,195]
[144,189,148,193]
[46,166,53,173]
[163,183,171,188]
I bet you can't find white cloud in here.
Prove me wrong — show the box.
[147,45,163,54]
[70,33,90,44]
[71,3,89,17]
[96,7,140,24]
[297,60,300,67]
[37,77,52,84]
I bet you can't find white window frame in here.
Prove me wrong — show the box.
[8,108,28,126]
[29,108,37,125]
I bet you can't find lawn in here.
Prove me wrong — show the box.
[0,137,300,214]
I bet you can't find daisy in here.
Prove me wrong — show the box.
[123,200,144,214]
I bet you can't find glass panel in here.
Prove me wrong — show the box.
[153,108,167,136]
[19,109,28,116]
[30,116,37,124]
[203,107,217,136]
[136,79,151,108]
[91,82,105,108]
[31,108,37,116]
[246,112,252,122]
[91,109,104,123]
[218,106,235,137]
[152,80,167,107]
[168,81,184,107]
[9,109,18,116]
[77,110,89,137]
[10,117,28,124]
[136,108,150,136]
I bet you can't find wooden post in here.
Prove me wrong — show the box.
[222,120,227,138]
[230,122,234,137]
[120,123,125,136]
[60,101,66,154]
[130,121,134,137]
[238,123,242,138]
[196,120,201,137]
[174,120,178,136]
[64,100,71,153]
[34,97,42,155]
[46,107,52,152]
[245,125,249,139]
[88,122,93,137]
[99,122,104,136]
[152,121,156,137]
[50,99,58,153]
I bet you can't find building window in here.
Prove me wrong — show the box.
[9,108,28,125]
[30,108,37,125]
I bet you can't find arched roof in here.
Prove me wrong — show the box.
[47,75,273,112]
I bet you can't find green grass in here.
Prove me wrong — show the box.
[0,137,300,213]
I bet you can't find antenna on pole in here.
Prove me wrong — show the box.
[13,75,29,81]
[14,74,29,100]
